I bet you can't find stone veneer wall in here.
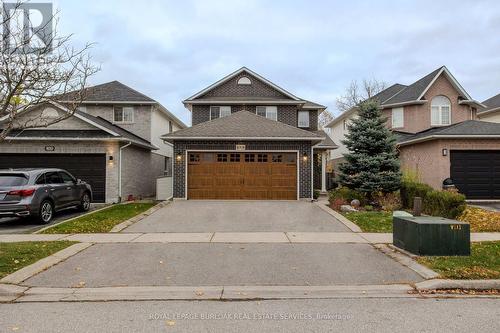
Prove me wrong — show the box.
[173,140,314,199]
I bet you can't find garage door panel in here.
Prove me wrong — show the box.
[0,153,106,202]
[187,152,297,200]
[450,150,500,199]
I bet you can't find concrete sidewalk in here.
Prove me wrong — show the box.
[1,232,499,244]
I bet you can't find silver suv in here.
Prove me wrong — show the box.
[0,168,92,224]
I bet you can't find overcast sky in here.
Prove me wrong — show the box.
[56,0,500,125]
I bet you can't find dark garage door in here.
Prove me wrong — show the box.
[0,153,106,202]
[450,150,500,199]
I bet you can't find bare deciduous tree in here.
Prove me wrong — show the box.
[318,109,334,129]
[0,1,99,141]
[335,78,387,113]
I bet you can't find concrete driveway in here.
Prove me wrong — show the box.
[125,200,350,233]
[24,243,422,287]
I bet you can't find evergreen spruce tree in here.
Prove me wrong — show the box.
[338,100,401,198]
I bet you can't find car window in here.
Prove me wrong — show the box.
[35,174,46,185]
[45,172,62,184]
[0,174,28,186]
[59,172,75,184]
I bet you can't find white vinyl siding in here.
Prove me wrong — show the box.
[391,107,404,128]
[298,111,310,128]
[210,106,231,120]
[113,106,134,123]
[431,96,451,126]
[256,106,277,121]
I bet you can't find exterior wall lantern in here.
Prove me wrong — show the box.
[302,152,308,162]
[176,153,182,161]
[442,148,448,156]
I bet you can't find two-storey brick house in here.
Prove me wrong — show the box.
[0,81,186,203]
[162,67,336,200]
[326,66,500,199]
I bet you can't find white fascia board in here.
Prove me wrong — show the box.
[458,100,487,108]
[398,134,500,146]
[478,106,500,116]
[417,67,472,101]
[324,108,358,128]
[5,136,158,150]
[161,136,325,141]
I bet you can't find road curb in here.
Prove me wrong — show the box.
[374,244,440,280]
[415,279,500,291]
[314,201,362,232]
[111,201,170,233]
[0,243,93,285]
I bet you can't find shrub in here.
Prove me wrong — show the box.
[423,190,466,219]
[364,205,374,211]
[330,198,348,211]
[400,179,466,219]
[328,187,366,205]
[400,180,433,209]
[374,191,401,212]
[313,189,320,200]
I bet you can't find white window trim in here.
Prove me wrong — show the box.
[256,106,278,121]
[298,111,310,128]
[113,106,134,124]
[209,106,231,120]
[391,107,404,128]
[430,96,452,126]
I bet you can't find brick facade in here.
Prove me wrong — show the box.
[200,72,290,99]
[382,74,475,133]
[399,139,500,189]
[173,140,313,199]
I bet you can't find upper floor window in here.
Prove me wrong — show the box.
[431,96,451,126]
[298,111,310,128]
[237,76,252,85]
[256,106,277,121]
[210,106,231,120]
[391,107,404,128]
[113,106,134,123]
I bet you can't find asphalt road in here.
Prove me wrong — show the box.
[1,298,498,332]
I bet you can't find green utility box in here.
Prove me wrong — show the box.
[393,216,470,256]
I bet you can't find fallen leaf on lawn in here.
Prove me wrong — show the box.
[195,291,204,296]
[166,320,175,326]
[13,260,19,264]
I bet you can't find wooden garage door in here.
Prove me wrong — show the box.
[450,150,500,199]
[187,152,297,200]
[0,153,106,202]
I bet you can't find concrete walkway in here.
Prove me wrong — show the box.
[1,232,499,244]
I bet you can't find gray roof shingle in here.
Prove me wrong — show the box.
[314,130,337,148]
[383,67,443,105]
[162,111,324,141]
[480,93,500,112]
[397,120,500,145]
[56,81,155,103]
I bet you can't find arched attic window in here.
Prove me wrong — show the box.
[431,95,451,126]
[237,76,251,85]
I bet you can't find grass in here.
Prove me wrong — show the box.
[41,202,156,234]
[458,207,500,232]
[342,211,393,232]
[0,241,76,279]
[417,241,500,279]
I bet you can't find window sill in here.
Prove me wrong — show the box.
[113,121,135,125]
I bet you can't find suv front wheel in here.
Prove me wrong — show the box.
[38,200,54,224]
[78,192,91,212]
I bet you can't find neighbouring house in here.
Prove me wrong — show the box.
[0,81,186,203]
[161,67,337,200]
[326,66,500,199]
[477,93,500,122]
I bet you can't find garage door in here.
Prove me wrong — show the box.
[0,153,106,202]
[450,150,500,199]
[187,152,297,200]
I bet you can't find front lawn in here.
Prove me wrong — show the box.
[342,211,392,232]
[41,202,155,234]
[458,207,500,232]
[0,241,76,279]
[417,241,500,279]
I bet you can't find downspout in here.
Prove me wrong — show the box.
[118,141,132,202]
